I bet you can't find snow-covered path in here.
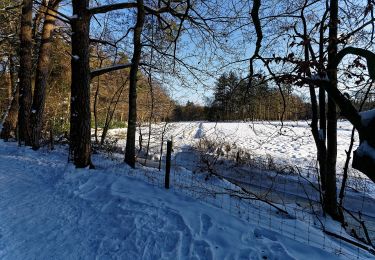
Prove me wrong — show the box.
[0,141,350,259]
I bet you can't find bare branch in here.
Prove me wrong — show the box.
[90,38,116,47]
[89,2,137,15]
[91,63,132,78]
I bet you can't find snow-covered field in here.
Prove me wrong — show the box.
[1,120,373,259]
[104,120,375,257]
[108,120,357,173]
[0,141,358,260]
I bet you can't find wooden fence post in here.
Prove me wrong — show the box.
[50,122,54,150]
[165,140,172,189]
[16,122,20,145]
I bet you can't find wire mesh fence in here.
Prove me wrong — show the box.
[122,146,375,260]
[99,121,375,259]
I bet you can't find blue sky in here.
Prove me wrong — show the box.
[57,0,256,106]
[54,0,375,105]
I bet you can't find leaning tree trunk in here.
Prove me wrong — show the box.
[124,0,145,168]
[70,0,92,167]
[18,0,33,146]
[30,0,60,150]
[324,0,339,220]
[100,81,127,146]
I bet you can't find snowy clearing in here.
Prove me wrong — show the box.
[0,141,370,259]
[107,120,359,176]
[101,120,375,258]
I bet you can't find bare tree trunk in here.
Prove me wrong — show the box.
[317,4,329,194]
[7,54,16,104]
[100,81,127,146]
[18,0,33,146]
[7,65,12,103]
[299,4,327,208]
[32,0,47,39]
[324,0,339,220]
[145,72,155,161]
[318,87,327,189]
[124,0,145,168]
[30,0,60,150]
[1,54,17,138]
[1,88,18,140]
[94,76,100,144]
[70,0,92,167]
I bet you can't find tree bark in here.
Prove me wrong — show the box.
[324,0,339,220]
[1,87,18,141]
[93,59,103,144]
[300,2,328,205]
[318,87,327,191]
[70,0,92,167]
[124,0,145,168]
[93,76,100,144]
[32,0,47,39]
[1,54,18,140]
[30,0,60,150]
[7,66,12,103]
[313,48,375,182]
[18,0,33,146]
[318,11,327,191]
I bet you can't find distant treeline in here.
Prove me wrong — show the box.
[172,72,312,121]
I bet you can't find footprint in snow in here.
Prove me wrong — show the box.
[239,244,295,260]
[191,240,213,260]
[253,228,277,241]
[200,214,212,235]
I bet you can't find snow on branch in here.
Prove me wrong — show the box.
[353,141,375,183]
[360,109,375,127]
[356,141,375,159]
[90,38,116,47]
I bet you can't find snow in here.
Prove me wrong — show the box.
[360,109,375,127]
[0,141,367,259]
[108,120,358,173]
[194,122,204,139]
[356,141,375,160]
[103,120,375,252]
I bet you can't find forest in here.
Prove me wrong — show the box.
[1,0,375,258]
